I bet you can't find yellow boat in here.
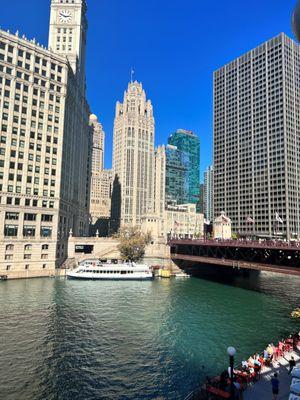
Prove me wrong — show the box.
[158,269,171,278]
[291,308,300,318]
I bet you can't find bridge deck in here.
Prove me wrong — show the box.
[169,239,300,276]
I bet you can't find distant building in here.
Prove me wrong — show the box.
[89,114,104,175]
[213,213,232,240]
[88,115,113,236]
[165,204,204,239]
[204,166,213,221]
[199,183,204,214]
[214,33,300,240]
[168,129,200,210]
[165,144,189,206]
[112,81,155,230]
[153,146,166,232]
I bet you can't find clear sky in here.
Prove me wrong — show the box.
[0,0,297,180]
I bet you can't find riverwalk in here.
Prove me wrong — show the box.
[244,347,300,400]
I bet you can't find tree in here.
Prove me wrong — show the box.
[116,226,152,262]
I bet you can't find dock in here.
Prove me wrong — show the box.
[244,348,300,400]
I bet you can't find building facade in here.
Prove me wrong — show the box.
[165,204,204,239]
[168,129,200,210]
[112,81,155,229]
[214,33,300,240]
[165,144,189,206]
[0,0,90,278]
[88,114,114,236]
[204,166,214,221]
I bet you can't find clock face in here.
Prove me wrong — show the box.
[59,10,72,23]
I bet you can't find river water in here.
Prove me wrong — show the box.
[0,273,299,400]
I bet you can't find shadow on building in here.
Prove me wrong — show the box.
[89,218,110,237]
[109,175,122,234]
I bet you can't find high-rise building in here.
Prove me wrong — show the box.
[89,114,104,175]
[165,144,189,206]
[112,81,155,229]
[199,183,204,214]
[88,114,113,235]
[214,33,300,240]
[204,166,213,221]
[168,129,200,210]
[0,0,90,278]
[154,146,166,221]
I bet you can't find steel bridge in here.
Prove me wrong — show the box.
[169,239,300,276]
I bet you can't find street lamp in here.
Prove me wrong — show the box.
[227,346,236,399]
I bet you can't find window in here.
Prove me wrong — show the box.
[41,214,53,222]
[25,265,30,270]
[6,244,14,251]
[24,244,32,251]
[42,244,49,250]
[5,212,19,220]
[24,213,36,221]
[41,254,48,260]
[41,227,52,238]
[24,254,31,260]
[23,226,36,237]
[4,225,18,237]
[5,255,13,260]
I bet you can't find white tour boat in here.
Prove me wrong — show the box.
[67,260,153,281]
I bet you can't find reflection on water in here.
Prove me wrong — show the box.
[0,273,299,400]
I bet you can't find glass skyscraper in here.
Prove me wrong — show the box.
[165,145,189,206]
[168,129,200,209]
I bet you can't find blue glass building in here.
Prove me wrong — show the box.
[168,129,200,210]
[165,145,189,206]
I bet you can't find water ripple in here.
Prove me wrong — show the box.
[0,274,299,400]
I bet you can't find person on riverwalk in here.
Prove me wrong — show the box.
[271,373,279,400]
[288,356,296,374]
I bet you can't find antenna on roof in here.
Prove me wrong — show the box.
[130,67,135,83]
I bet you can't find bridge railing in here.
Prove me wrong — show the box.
[169,238,300,251]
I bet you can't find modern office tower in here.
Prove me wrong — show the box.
[214,33,300,240]
[0,0,90,277]
[165,144,189,206]
[168,129,200,209]
[204,166,214,221]
[112,81,155,228]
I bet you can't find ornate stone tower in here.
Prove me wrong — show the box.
[112,81,155,228]
[48,0,87,87]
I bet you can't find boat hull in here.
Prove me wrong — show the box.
[67,274,153,281]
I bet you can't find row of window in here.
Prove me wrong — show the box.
[4,225,52,238]
[5,254,48,260]
[2,197,55,209]
[5,244,49,251]
[5,264,48,271]
[5,213,53,222]
[0,41,63,72]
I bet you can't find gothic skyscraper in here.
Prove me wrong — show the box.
[112,81,155,228]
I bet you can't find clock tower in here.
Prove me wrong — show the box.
[48,0,87,85]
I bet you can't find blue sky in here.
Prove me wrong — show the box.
[0,0,297,180]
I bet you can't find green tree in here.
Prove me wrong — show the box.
[116,227,152,262]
